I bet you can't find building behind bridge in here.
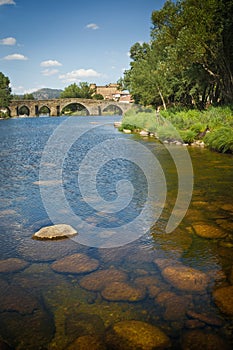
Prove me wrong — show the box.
[90,83,132,103]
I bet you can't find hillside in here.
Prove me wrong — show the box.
[32,88,63,100]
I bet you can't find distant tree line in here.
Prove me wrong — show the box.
[120,0,233,109]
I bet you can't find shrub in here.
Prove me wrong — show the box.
[204,127,233,153]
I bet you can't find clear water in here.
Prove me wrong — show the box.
[0,116,232,349]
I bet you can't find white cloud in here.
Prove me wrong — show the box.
[42,69,59,76]
[12,85,43,95]
[86,23,99,30]
[59,69,101,83]
[3,53,28,60]
[0,37,16,45]
[0,0,15,5]
[40,60,62,67]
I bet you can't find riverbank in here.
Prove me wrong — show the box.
[118,106,233,154]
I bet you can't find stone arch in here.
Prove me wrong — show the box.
[102,103,123,115]
[38,105,51,116]
[60,102,90,116]
[18,105,30,116]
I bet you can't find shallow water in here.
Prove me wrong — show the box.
[0,116,232,349]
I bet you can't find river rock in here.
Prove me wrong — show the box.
[156,291,192,321]
[221,203,233,212]
[192,223,227,239]
[213,285,233,315]
[216,219,233,232]
[181,330,231,350]
[0,284,40,315]
[32,224,77,240]
[106,320,171,350]
[139,130,149,136]
[67,335,106,350]
[79,268,128,291]
[134,276,164,298]
[186,310,223,326]
[0,258,29,273]
[101,281,146,302]
[51,253,99,274]
[65,312,105,339]
[161,265,209,292]
[0,308,54,349]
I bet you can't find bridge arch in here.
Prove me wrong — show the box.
[18,105,30,116]
[102,103,124,115]
[60,102,90,116]
[38,105,51,116]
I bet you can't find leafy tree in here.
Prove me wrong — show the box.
[123,0,233,108]
[93,93,104,100]
[23,93,35,100]
[0,72,12,109]
[60,82,94,99]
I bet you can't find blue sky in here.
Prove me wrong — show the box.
[0,0,166,94]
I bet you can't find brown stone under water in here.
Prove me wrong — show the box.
[51,253,99,274]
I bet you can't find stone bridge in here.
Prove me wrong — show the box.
[9,98,132,117]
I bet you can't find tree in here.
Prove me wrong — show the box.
[60,82,94,99]
[23,93,34,100]
[0,72,12,109]
[122,0,233,108]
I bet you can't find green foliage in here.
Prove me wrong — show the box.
[93,93,104,100]
[121,106,233,153]
[60,82,94,99]
[0,72,12,109]
[23,93,34,100]
[123,0,233,108]
[204,127,233,153]
[179,130,196,144]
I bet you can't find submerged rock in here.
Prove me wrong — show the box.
[0,284,40,315]
[32,224,77,240]
[106,320,171,350]
[192,223,227,239]
[79,268,128,291]
[67,335,106,350]
[0,258,29,273]
[0,308,54,350]
[134,275,165,298]
[161,265,209,292]
[51,253,99,274]
[156,291,192,321]
[213,285,233,315]
[181,330,231,350]
[65,312,105,340]
[101,281,146,302]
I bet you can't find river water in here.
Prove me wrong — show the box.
[0,116,232,349]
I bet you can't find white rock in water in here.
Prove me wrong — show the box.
[33,224,77,240]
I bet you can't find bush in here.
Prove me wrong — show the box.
[204,127,233,153]
[180,130,196,144]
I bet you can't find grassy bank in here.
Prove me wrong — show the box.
[120,106,233,153]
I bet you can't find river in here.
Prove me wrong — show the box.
[0,116,232,349]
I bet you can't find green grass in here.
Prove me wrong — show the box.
[120,105,233,153]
